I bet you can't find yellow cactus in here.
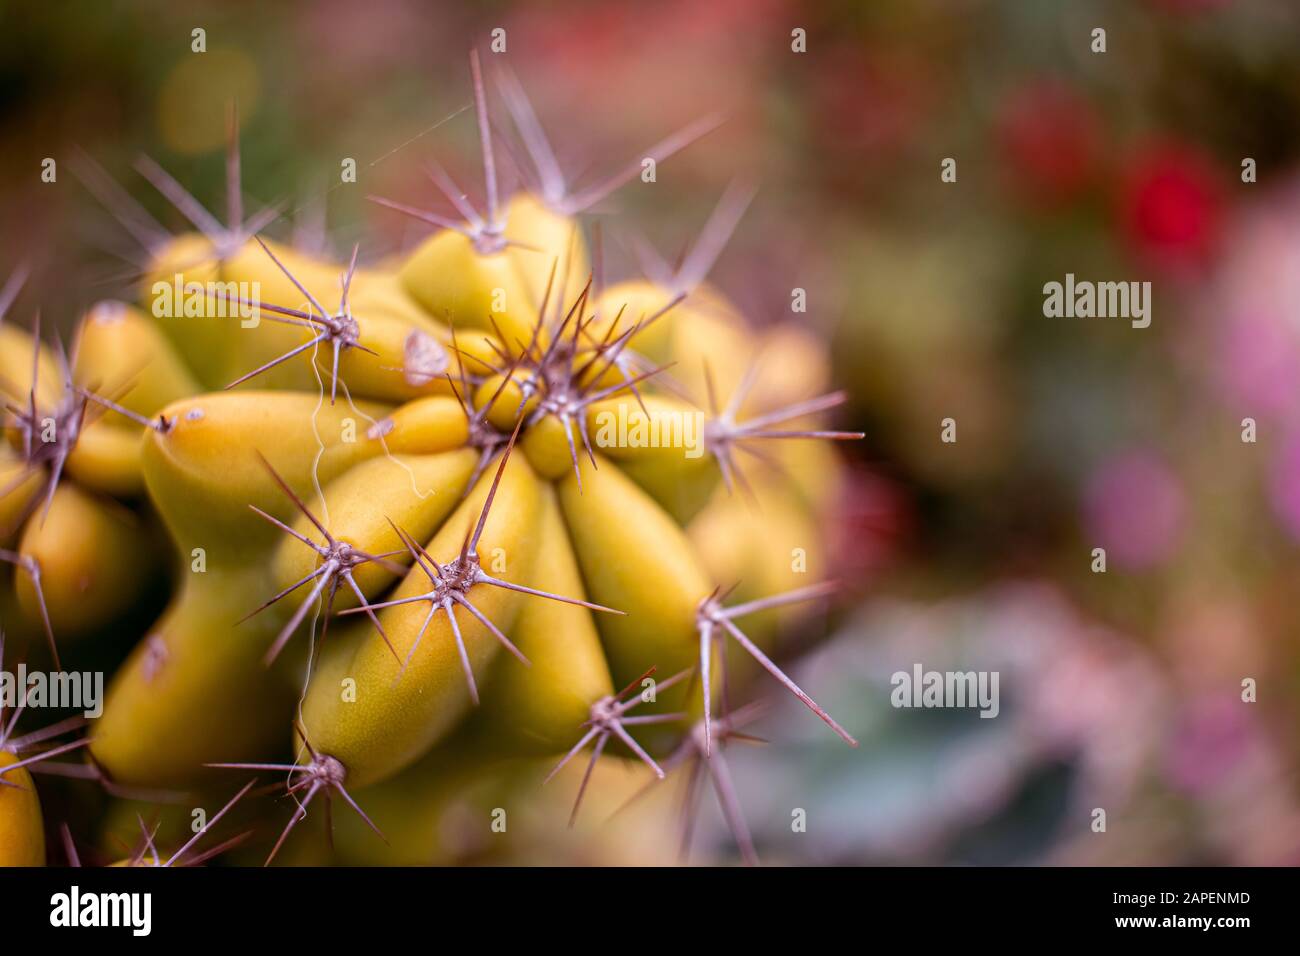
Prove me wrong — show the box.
[2,52,862,869]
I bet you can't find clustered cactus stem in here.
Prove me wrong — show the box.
[546,664,691,826]
[122,778,255,868]
[213,239,375,400]
[371,52,516,255]
[134,106,282,264]
[2,322,86,522]
[701,365,864,497]
[1,314,157,669]
[0,636,90,788]
[669,703,769,866]
[0,552,54,665]
[208,728,383,866]
[442,328,522,489]
[0,738,90,791]
[77,389,173,434]
[0,45,866,868]
[472,275,680,487]
[609,700,769,865]
[243,453,407,665]
[696,582,859,755]
[341,421,623,698]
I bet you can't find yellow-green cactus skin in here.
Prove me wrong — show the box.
[0,53,860,868]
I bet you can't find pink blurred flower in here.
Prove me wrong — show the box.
[1082,451,1187,569]
[1267,429,1300,541]
[1205,177,1300,423]
[1214,310,1300,419]
[1165,695,1256,795]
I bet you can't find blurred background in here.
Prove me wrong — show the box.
[3,0,1300,864]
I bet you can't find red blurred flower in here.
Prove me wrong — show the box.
[827,465,909,587]
[996,80,1100,208]
[810,47,933,168]
[1116,141,1224,268]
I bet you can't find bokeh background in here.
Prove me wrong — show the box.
[3,0,1300,864]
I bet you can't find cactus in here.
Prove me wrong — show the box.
[0,636,90,866]
[0,54,862,867]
